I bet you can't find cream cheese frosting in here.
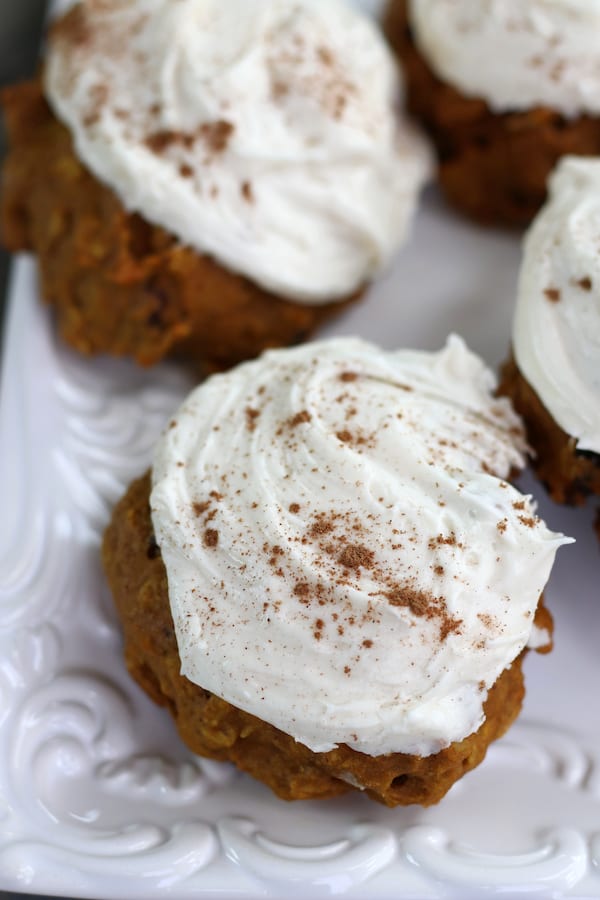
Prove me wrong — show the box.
[151,337,570,758]
[408,0,600,117]
[44,0,431,304]
[513,157,600,454]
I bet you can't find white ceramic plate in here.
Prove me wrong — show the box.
[1,187,600,900]
[1,3,600,898]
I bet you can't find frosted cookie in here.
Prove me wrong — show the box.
[103,336,570,806]
[500,157,600,506]
[1,0,430,369]
[384,0,600,226]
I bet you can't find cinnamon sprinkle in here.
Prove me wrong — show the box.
[203,529,219,548]
[518,515,537,528]
[337,544,374,570]
[145,120,234,157]
[51,4,91,47]
[287,410,312,427]
[385,585,462,642]
[544,287,561,303]
[245,407,260,432]
[199,119,234,154]
[241,181,254,203]
[309,515,335,537]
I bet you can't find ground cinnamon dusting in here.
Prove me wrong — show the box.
[145,120,234,157]
[145,129,195,154]
[245,407,260,432]
[385,585,462,641]
[518,515,537,528]
[544,287,561,303]
[271,80,290,100]
[203,529,219,548]
[335,429,371,447]
[428,532,458,549]
[83,83,109,127]
[309,515,335,537]
[241,181,254,203]
[386,586,431,616]
[51,4,91,47]
[317,45,335,66]
[199,120,234,154]
[439,616,463,641]
[337,544,374,570]
[287,410,312,427]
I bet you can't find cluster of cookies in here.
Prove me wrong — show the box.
[2,0,598,808]
[386,0,600,532]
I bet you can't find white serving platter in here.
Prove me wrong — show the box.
[1,186,599,900]
[1,1,599,897]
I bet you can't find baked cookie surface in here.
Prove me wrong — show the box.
[1,81,354,370]
[103,336,567,806]
[2,0,430,369]
[384,0,600,226]
[500,157,600,508]
[103,471,546,807]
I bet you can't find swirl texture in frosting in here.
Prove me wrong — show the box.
[513,156,600,453]
[151,337,570,758]
[44,0,431,304]
[408,0,600,116]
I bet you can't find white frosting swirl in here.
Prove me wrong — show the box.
[44,0,430,304]
[151,337,570,758]
[408,0,600,116]
[513,157,600,453]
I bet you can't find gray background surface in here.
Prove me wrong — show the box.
[0,0,46,330]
